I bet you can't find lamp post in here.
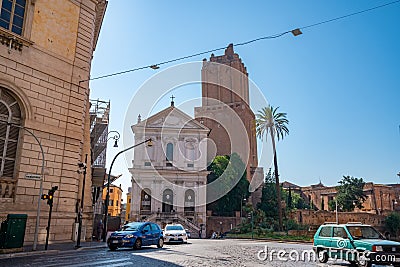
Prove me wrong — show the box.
[0,121,45,251]
[107,131,120,147]
[335,197,338,224]
[75,154,87,248]
[240,196,246,220]
[335,198,359,223]
[102,138,152,242]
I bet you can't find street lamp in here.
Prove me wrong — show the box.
[0,121,46,251]
[240,196,246,220]
[335,198,360,223]
[107,131,120,147]
[102,138,152,242]
[335,197,338,224]
[75,155,87,249]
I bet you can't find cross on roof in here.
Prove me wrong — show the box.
[170,95,175,107]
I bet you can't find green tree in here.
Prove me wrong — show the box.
[385,212,400,238]
[207,153,250,215]
[258,169,278,219]
[256,105,289,231]
[336,176,367,212]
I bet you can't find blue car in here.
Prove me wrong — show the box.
[107,222,164,250]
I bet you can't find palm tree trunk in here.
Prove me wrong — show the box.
[270,130,283,231]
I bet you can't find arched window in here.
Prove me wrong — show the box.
[140,189,151,214]
[162,189,173,213]
[0,87,21,179]
[184,189,195,216]
[166,143,173,161]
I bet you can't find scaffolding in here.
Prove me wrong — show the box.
[90,99,110,169]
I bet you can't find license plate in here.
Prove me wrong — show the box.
[174,237,178,240]
[112,240,118,243]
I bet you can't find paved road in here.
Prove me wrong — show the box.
[0,239,358,266]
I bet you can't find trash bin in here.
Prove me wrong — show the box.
[0,214,28,249]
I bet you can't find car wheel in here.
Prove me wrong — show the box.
[157,238,164,248]
[134,238,142,249]
[317,249,328,263]
[108,245,117,251]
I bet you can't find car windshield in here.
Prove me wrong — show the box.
[165,225,184,231]
[347,226,383,239]
[121,223,143,231]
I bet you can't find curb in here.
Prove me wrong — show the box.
[0,245,107,259]
[227,237,313,244]
[0,249,59,260]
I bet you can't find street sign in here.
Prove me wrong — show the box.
[25,174,41,180]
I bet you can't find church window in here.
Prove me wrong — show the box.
[0,0,27,35]
[0,87,21,179]
[166,143,173,161]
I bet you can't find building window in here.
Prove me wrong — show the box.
[116,200,118,207]
[0,0,27,35]
[166,143,173,162]
[110,188,113,193]
[109,200,113,206]
[0,87,21,179]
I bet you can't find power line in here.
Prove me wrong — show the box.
[84,0,400,83]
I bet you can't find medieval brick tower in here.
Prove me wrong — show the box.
[194,44,259,184]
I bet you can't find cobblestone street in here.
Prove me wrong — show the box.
[0,239,355,267]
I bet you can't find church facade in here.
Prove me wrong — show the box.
[129,102,209,237]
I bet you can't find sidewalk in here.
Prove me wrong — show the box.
[0,241,107,259]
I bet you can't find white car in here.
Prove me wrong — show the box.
[163,224,188,243]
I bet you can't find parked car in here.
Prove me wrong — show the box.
[163,224,188,243]
[185,229,191,238]
[313,222,400,267]
[107,222,163,251]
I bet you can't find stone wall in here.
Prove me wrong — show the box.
[206,215,241,238]
[291,210,388,232]
[0,0,105,244]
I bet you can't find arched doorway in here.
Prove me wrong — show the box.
[162,189,173,212]
[140,189,151,215]
[184,189,195,216]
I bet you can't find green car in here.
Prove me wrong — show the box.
[313,222,400,267]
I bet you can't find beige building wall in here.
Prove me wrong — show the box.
[0,0,107,244]
[102,185,123,217]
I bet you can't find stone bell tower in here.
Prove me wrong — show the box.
[195,44,259,184]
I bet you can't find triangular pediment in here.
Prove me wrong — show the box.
[134,106,209,131]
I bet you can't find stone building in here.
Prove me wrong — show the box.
[194,44,263,206]
[129,101,209,237]
[0,0,107,245]
[102,184,123,217]
[301,182,400,213]
[284,181,400,229]
[125,187,131,222]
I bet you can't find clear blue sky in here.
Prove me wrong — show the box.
[90,1,400,200]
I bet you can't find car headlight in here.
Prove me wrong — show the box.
[179,233,186,236]
[373,245,383,252]
[166,234,173,236]
[125,234,134,239]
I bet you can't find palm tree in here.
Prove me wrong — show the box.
[255,105,289,231]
